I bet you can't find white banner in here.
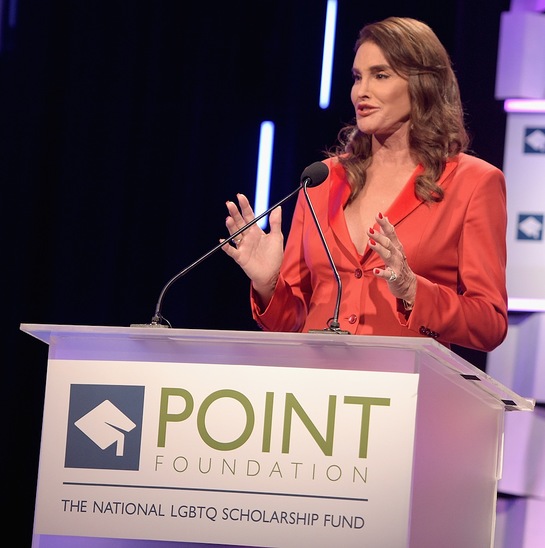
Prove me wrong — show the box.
[503,113,545,310]
[34,359,419,547]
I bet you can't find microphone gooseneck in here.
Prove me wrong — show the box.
[142,162,330,327]
[303,181,350,335]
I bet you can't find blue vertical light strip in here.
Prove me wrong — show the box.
[254,121,275,229]
[0,0,18,52]
[8,0,18,27]
[319,0,338,109]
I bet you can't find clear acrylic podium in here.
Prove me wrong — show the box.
[21,323,534,548]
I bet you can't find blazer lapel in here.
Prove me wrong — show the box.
[385,159,458,226]
[327,162,362,265]
[324,157,459,266]
[360,158,458,264]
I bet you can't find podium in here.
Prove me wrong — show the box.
[21,323,534,548]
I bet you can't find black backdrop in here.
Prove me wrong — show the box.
[3,0,511,542]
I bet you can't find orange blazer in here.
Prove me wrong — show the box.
[251,153,508,352]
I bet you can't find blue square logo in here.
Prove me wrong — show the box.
[517,214,544,241]
[65,384,145,471]
[524,128,545,153]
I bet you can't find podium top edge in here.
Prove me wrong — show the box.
[20,322,449,351]
[19,323,535,412]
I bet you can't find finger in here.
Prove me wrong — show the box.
[220,238,236,256]
[373,267,391,280]
[373,266,399,284]
[367,225,390,249]
[225,194,257,240]
[236,193,256,224]
[385,266,398,283]
[268,206,282,234]
[226,198,245,228]
[373,216,407,263]
[367,235,391,263]
[376,213,401,247]
[225,209,239,236]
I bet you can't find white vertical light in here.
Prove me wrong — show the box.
[254,121,275,229]
[319,0,338,109]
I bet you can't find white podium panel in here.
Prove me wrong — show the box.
[21,324,534,548]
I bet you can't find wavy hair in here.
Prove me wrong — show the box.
[329,17,470,203]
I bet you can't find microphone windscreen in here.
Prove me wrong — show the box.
[300,161,329,187]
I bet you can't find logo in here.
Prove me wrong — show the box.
[517,214,544,241]
[524,128,545,153]
[65,384,145,470]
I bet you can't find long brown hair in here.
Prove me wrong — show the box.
[329,17,470,203]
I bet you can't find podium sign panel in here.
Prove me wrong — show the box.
[35,359,418,546]
[22,324,534,548]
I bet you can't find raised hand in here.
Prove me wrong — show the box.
[221,193,285,304]
[367,212,417,307]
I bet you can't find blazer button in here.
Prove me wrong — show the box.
[354,268,363,279]
[348,314,358,324]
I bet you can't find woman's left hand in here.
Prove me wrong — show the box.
[367,213,417,306]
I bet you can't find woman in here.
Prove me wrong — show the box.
[222,17,507,352]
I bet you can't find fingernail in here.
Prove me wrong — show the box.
[378,212,383,219]
[369,239,376,246]
[369,227,375,234]
[374,268,380,274]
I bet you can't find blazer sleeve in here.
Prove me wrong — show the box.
[403,162,508,351]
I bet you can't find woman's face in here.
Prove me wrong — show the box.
[351,41,411,139]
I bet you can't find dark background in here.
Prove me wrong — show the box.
[2,0,511,543]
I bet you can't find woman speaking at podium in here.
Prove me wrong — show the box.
[221,16,507,353]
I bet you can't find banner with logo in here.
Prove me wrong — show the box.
[503,113,545,310]
[34,359,419,547]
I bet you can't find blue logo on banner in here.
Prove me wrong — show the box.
[524,128,545,153]
[517,214,544,241]
[65,384,145,471]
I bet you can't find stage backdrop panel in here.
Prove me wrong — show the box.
[502,112,545,311]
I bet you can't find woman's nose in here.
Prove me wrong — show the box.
[356,78,370,99]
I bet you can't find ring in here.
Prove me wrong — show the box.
[388,268,398,282]
[234,238,242,244]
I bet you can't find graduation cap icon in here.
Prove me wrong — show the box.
[74,399,137,457]
[525,129,545,153]
[518,214,543,240]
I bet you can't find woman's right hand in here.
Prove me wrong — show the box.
[221,193,284,306]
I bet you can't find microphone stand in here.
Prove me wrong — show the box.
[303,181,350,334]
[143,184,305,327]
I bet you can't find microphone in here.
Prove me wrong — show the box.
[303,176,350,335]
[135,161,330,327]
